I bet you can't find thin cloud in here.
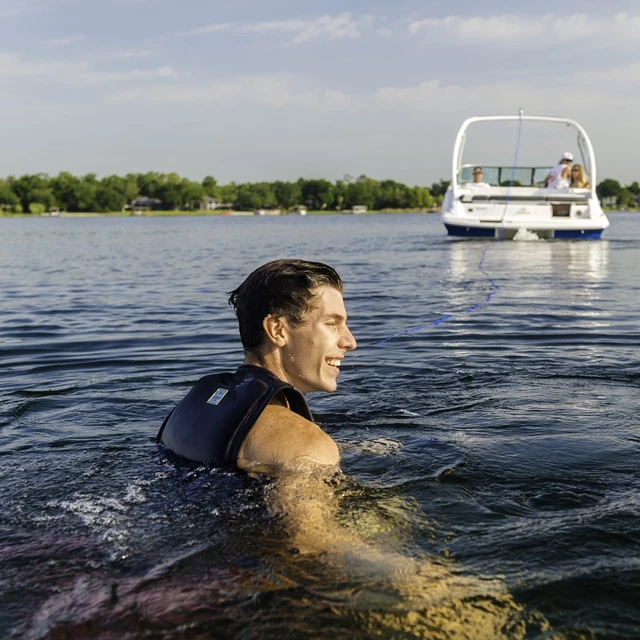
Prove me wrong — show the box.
[573,61,640,88]
[179,13,375,44]
[0,2,37,19]
[76,66,180,86]
[0,52,181,86]
[181,22,232,36]
[0,8,21,18]
[0,52,84,79]
[111,73,360,111]
[375,80,464,110]
[43,35,86,47]
[408,12,640,48]
[372,77,629,120]
[111,49,154,59]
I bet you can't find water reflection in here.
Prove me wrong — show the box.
[447,239,609,283]
[445,239,610,313]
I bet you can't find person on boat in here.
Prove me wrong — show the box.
[544,152,573,188]
[569,164,590,189]
[157,258,357,473]
[465,166,490,188]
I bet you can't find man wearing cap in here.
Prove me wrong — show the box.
[544,152,573,188]
[465,166,490,188]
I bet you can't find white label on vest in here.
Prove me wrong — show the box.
[207,388,229,405]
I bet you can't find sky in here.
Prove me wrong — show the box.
[1,0,639,186]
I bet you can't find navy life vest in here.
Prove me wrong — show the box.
[156,365,313,464]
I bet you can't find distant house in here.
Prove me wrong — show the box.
[601,196,618,208]
[199,196,220,211]
[125,196,163,211]
[351,205,368,214]
[199,197,234,211]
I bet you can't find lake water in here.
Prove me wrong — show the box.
[1,213,639,639]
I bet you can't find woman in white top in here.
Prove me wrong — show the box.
[544,152,573,188]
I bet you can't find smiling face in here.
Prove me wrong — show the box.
[278,285,357,394]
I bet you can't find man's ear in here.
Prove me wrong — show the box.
[263,315,287,347]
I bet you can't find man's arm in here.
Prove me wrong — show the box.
[238,408,544,635]
[237,404,339,474]
[236,397,548,635]
[262,463,537,637]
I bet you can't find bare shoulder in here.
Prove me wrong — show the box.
[237,403,339,473]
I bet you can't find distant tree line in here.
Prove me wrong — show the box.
[0,172,438,214]
[1,172,638,214]
[596,179,640,208]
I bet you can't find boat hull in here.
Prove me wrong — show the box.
[444,223,606,240]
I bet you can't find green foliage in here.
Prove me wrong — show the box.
[178,178,206,209]
[8,170,638,214]
[0,180,19,206]
[28,202,46,215]
[596,178,636,207]
[430,179,450,198]
[96,175,139,212]
[50,172,97,211]
[272,181,302,208]
[202,176,219,198]
[235,182,277,210]
[596,178,623,200]
[301,178,334,210]
[218,183,237,204]
[12,174,55,211]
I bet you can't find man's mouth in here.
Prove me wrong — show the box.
[326,358,342,370]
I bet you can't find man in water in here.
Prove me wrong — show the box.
[157,258,357,472]
[155,259,546,637]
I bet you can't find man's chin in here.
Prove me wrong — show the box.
[307,380,337,394]
[323,379,338,393]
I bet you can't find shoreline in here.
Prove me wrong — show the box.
[2,207,635,219]
[0,208,440,218]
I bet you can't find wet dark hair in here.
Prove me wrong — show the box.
[228,259,343,355]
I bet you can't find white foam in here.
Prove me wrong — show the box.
[513,228,540,241]
[354,437,402,456]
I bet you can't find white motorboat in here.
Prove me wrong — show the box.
[441,114,610,239]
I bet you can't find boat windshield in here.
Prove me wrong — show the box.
[458,165,552,187]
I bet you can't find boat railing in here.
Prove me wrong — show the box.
[457,186,591,202]
[461,194,590,204]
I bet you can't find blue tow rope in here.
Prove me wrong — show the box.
[374,110,525,346]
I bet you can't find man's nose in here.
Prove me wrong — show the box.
[340,326,357,351]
